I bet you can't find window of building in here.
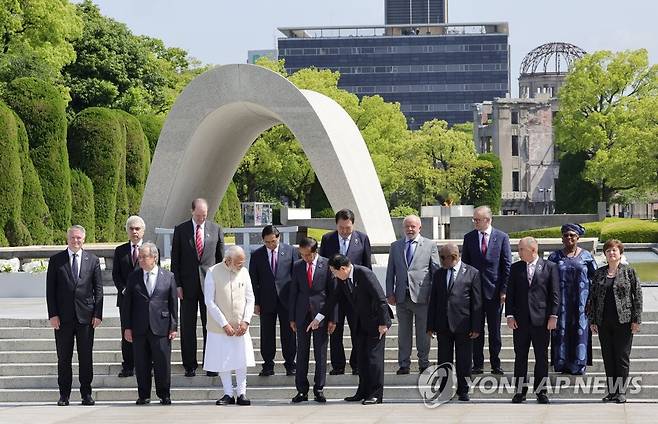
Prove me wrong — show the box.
[512,171,520,192]
[511,111,519,124]
[511,135,519,157]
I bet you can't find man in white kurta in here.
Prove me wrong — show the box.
[204,246,255,406]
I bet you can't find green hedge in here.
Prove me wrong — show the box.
[68,107,124,241]
[4,78,71,242]
[115,110,149,216]
[136,114,164,158]
[510,218,658,243]
[390,205,418,217]
[14,111,53,245]
[555,152,599,213]
[70,169,96,243]
[0,101,26,246]
[214,181,244,228]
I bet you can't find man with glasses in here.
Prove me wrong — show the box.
[461,206,512,376]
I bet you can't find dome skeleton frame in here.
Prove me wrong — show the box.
[520,42,586,75]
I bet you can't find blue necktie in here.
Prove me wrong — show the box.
[405,239,415,265]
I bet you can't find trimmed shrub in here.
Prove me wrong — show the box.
[136,114,165,158]
[115,110,150,216]
[390,205,418,217]
[70,169,96,243]
[14,112,53,244]
[4,77,71,242]
[68,107,123,241]
[465,153,502,214]
[600,220,658,243]
[555,152,599,214]
[0,101,26,246]
[214,181,244,228]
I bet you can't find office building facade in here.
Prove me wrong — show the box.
[385,0,448,25]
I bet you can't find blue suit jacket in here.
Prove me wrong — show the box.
[461,227,512,301]
[319,230,372,269]
[249,242,299,314]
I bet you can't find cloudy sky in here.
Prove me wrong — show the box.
[84,0,657,96]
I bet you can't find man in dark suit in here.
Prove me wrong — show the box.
[171,198,224,377]
[250,225,299,377]
[309,254,393,405]
[461,205,512,375]
[505,237,559,404]
[319,208,372,376]
[112,215,146,378]
[288,237,335,403]
[427,244,482,401]
[123,242,178,405]
[46,225,103,406]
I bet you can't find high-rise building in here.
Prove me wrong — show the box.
[385,0,448,25]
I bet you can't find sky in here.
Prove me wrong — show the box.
[83,0,658,96]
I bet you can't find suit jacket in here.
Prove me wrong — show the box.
[249,242,299,313]
[171,219,224,294]
[319,230,372,269]
[122,267,178,337]
[385,236,439,304]
[587,264,643,325]
[322,265,393,337]
[428,263,483,334]
[112,242,141,307]
[288,256,336,326]
[46,249,103,324]
[505,258,560,327]
[461,228,512,301]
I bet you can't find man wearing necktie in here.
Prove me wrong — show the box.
[461,205,512,376]
[123,243,178,405]
[46,225,103,406]
[319,209,372,376]
[171,198,224,377]
[505,237,559,404]
[249,225,299,377]
[427,244,482,401]
[385,215,439,375]
[112,215,148,378]
[288,237,335,403]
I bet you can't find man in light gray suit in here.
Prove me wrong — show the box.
[386,215,440,374]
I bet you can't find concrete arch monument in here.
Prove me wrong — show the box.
[140,64,396,245]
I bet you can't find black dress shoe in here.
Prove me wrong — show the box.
[259,369,275,377]
[602,393,616,402]
[351,368,359,375]
[362,397,382,405]
[314,391,327,403]
[136,398,150,405]
[184,368,196,377]
[396,367,410,375]
[491,368,505,375]
[206,371,219,377]
[236,394,251,406]
[512,393,526,403]
[615,394,627,403]
[216,394,235,405]
[329,368,345,375]
[419,366,429,374]
[57,396,69,406]
[286,368,296,376]
[160,397,171,405]
[291,392,308,403]
[471,367,484,374]
[536,393,550,404]
[344,394,364,402]
[458,393,470,401]
[81,394,95,406]
[118,369,134,378]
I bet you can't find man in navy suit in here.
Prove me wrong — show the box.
[288,237,336,403]
[250,225,299,377]
[461,205,512,375]
[46,225,103,406]
[319,209,372,376]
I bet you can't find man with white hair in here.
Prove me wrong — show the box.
[204,246,255,406]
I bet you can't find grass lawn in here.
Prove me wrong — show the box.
[307,228,331,240]
[632,262,658,282]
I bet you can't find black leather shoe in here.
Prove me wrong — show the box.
[286,368,296,376]
[236,394,251,406]
[615,394,627,403]
[329,368,345,375]
[602,393,616,402]
[314,391,327,403]
[471,367,484,374]
[491,368,505,375]
[136,398,150,405]
[396,367,410,375]
[419,366,429,374]
[458,393,470,401]
[362,397,382,405]
[160,397,171,405]
[216,394,235,405]
[259,369,274,377]
[536,393,550,404]
[118,369,134,378]
[81,394,95,406]
[291,392,308,403]
[206,371,219,377]
[57,396,69,406]
[512,393,526,403]
[344,394,364,402]
[184,368,196,377]
[351,368,359,375]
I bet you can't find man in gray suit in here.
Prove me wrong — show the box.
[386,215,440,374]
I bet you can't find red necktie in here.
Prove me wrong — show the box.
[195,224,203,259]
[480,232,488,256]
[132,244,138,267]
[306,262,313,288]
[271,249,277,275]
